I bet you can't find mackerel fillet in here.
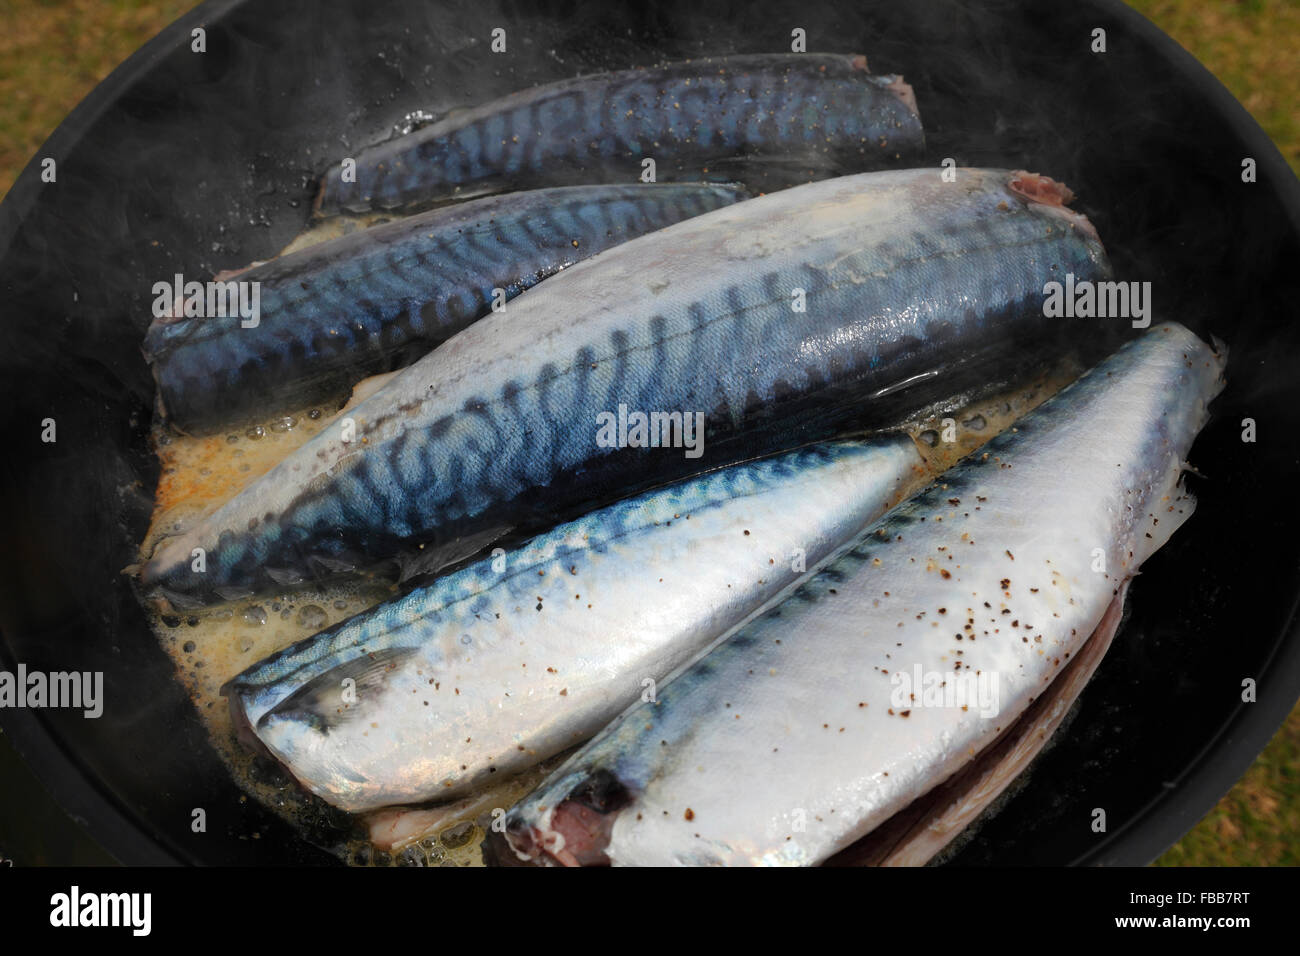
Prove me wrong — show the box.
[500,323,1225,866]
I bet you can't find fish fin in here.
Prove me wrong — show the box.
[265,566,308,587]
[307,554,360,575]
[152,586,209,611]
[397,526,513,584]
[259,646,419,734]
[828,583,1129,867]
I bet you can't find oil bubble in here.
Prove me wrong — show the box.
[242,606,268,626]
[398,847,426,866]
[297,604,328,629]
[440,821,476,849]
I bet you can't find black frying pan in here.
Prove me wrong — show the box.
[1,0,1298,865]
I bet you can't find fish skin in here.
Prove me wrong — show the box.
[222,437,924,812]
[500,323,1226,867]
[140,167,1111,603]
[826,580,1129,867]
[145,183,748,433]
[315,53,923,215]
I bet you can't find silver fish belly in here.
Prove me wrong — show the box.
[501,323,1225,866]
[140,167,1110,604]
[223,437,923,812]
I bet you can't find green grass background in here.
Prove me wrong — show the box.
[0,0,1295,865]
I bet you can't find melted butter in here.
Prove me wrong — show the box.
[365,757,565,865]
[900,358,1085,473]
[143,401,401,863]
[279,212,402,256]
[149,406,331,532]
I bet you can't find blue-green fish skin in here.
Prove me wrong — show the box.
[316,53,923,215]
[222,437,924,812]
[140,167,1111,603]
[145,183,748,433]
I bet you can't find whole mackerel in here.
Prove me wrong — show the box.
[498,323,1225,866]
[223,437,924,812]
[146,183,747,433]
[140,167,1111,604]
[316,53,923,215]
